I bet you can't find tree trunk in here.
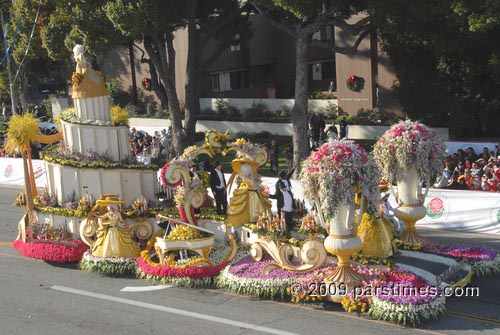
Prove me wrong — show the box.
[184,1,200,146]
[144,34,187,157]
[291,33,311,175]
[128,42,138,104]
[164,33,187,156]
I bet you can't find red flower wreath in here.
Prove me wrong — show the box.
[13,239,89,263]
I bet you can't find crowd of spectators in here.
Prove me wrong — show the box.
[129,127,173,165]
[435,146,500,192]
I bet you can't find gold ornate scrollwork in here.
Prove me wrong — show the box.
[251,237,327,275]
[80,214,98,247]
[131,218,154,240]
[164,162,191,187]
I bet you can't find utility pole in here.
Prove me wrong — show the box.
[0,6,17,114]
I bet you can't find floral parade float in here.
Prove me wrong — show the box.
[373,120,447,244]
[12,45,157,263]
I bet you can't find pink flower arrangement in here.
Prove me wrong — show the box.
[13,239,88,263]
[300,139,380,218]
[373,120,446,183]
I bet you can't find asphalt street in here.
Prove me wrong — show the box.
[0,187,499,335]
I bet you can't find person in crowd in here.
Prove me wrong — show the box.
[446,171,462,190]
[479,147,490,160]
[456,148,465,163]
[269,139,279,174]
[328,81,335,92]
[471,175,482,190]
[150,138,161,165]
[457,169,473,189]
[326,124,338,141]
[282,144,293,173]
[318,114,326,144]
[435,160,453,188]
[453,160,465,176]
[465,147,478,163]
[339,117,348,139]
[470,161,482,177]
[309,112,320,149]
[269,181,295,231]
[210,160,227,215]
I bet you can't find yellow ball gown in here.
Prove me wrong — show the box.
[92,211,141,258]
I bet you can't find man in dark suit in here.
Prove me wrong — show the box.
[210,160,227,215]
[274,169,295,214]
[269,181,295,231]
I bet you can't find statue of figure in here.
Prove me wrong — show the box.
[72,44,102,85]
[225,158,271,226]
[92,198,140,258]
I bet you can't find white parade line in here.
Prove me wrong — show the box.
[121,284,173,292]
[51,286,300,335]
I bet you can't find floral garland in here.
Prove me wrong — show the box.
[80,251,138,276]
[41,145,158,171]
[59,107,128,127]
[373,120,446,183]
[300,139,380,218]
[13,239,88,263]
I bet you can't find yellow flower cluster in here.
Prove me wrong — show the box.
[395,239,423,251]
[72,72,84,86]
[167,225,204,241]
[341,297,370,313]
[110,105,130,126]
[287,287,323,303]
[235,138,248,146]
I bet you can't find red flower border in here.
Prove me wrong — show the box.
[137,256,229,279]
[12,239,89,263]
[160,162,182,189]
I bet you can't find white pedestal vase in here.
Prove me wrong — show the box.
[323,202,362,302]
[393,167,428,244]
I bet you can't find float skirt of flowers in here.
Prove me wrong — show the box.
[12,239,88,263]
[79,251,138,276]
[136,256,230,288]
[217,256,303,300]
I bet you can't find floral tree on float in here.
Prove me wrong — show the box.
[300,139,380,301]
[373,120,446,244]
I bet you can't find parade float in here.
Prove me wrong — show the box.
[7,47,500,326]
[12,45,158,263]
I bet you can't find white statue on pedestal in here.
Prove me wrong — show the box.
[72,44,102,85]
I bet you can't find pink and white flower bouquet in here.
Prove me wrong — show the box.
[300,139,380,219]
[372,120,446,183]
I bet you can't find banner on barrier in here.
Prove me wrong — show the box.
[0,158,47,188]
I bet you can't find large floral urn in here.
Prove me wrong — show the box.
[373,121,446,245]
[301,140,380,302]
[392,167,428,244]
[323,202,363,302]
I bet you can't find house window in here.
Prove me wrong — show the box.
[230,34,241,51]
[211,74,220,92]
[211,71,246,92]
[322,61,336,80]
[230,71,245,90]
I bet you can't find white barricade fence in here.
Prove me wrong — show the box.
[2,157,499,235]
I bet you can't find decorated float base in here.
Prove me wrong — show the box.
[216,241,500,327]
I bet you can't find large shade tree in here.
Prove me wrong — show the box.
[367,0,500,137]
[252,0,372,170]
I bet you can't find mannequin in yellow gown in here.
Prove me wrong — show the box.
[355,194,394,258]
[225,158,271,226]
[92,202,140,258]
